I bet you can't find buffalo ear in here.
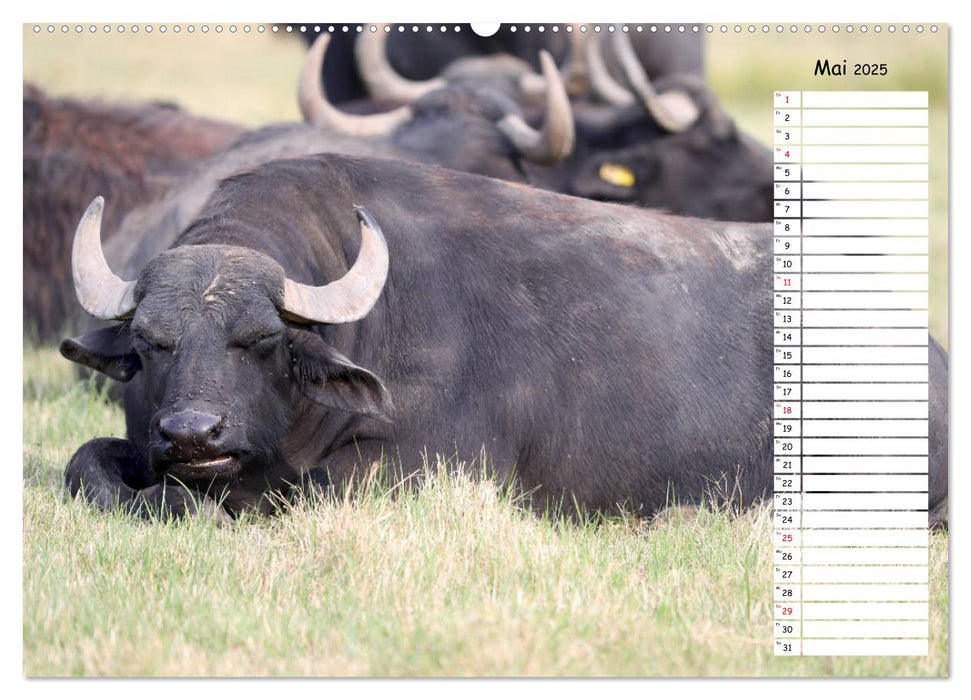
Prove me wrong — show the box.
[59,325,141,382]
[291,332,395,424]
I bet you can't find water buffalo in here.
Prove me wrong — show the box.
[95,32,573,286]
[60,154,948,527]
[525,32,774,222]
[296,33,573,168]
[298,23,704,105]
[23,85,244,340]
[335,28,773,222]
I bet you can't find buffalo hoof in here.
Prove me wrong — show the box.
[131,484,234,524]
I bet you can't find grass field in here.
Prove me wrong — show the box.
[23,25,950,677]
[22,347,949,677]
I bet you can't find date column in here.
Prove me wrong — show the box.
[772,90,802,656]
[798,90,929,657]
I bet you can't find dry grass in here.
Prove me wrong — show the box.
[22,26,950,677]
[23,347,949,677]
[23,27,303,126]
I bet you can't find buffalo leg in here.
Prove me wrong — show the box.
[306,439,410,495]
[64,437,230,522]
[65,437,149,511]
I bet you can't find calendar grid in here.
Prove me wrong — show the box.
[772,91,929,658]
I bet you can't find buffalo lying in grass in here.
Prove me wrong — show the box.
[59,154,948,528]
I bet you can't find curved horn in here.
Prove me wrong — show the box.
[355,24,447,102]
[498,51,575,165]
[561,27,591,96]
[72,197,137,320]
[299,32,414,137]
[281,207,389,325]
[586,33,636,107]
[518,28,590,99]
[515,67,547,99]
[612,31,700,133]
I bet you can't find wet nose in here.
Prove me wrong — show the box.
[157,410,224,456]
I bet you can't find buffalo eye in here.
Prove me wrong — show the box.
[131,331,174,353]
[232,329,283,356]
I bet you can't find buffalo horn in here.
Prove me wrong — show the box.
[586,32,637,107]
[281,207,389,325]
[355,25,447,102]
[562,26,591,96]
[497,51,575,165]
[299,32,414,137]
[71,197,137,320]
[612,31,701,133]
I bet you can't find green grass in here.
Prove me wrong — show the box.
[23,346,949,676]
[23,27,950,677]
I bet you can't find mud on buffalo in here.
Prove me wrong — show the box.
[59,155,948,526]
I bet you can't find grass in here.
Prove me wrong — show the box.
[23,28,305,126]
[23,27,950,677]
[22,346,949,676]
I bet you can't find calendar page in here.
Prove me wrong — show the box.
[21,21,948,677]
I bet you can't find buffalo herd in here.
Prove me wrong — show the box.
[24,25,947,526]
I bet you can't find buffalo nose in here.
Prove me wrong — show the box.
[157,410,224,455]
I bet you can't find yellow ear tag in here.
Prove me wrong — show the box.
[599,163,636,188]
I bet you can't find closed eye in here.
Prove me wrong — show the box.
[132,332,174,352]
[233,330,282,350]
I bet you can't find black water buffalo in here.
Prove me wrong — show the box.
[531,75,775,222]
[329,28,773,222]
[95,32,573,285]
[23,85,244,340]
[525,32,774,222]
[298,23,704,105]
[60,154,948,527]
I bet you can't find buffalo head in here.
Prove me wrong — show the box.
[299,32,575,170]
[61,197,394,508]
[539,31,773,222]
